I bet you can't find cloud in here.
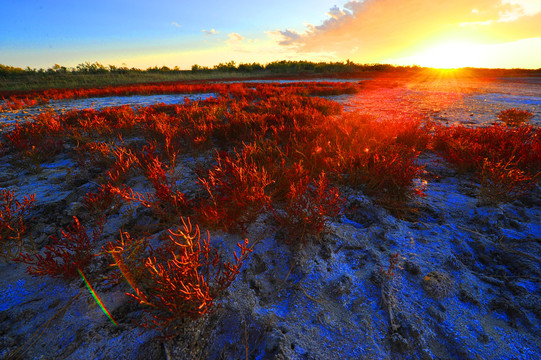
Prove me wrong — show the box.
[171,22,181,28]
[225,33,261,53]
[273,0,541,62]
[202,28,219,36]
[502,0,541,17]
[227,33,245,44]
[327,5,349,20]
[267,29,301,46]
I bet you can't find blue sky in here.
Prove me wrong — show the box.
[1,0,345,69]
[1,0,540,69]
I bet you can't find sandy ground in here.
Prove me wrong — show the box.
[0,78,540,359]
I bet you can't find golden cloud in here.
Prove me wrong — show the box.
[274,0,541,62]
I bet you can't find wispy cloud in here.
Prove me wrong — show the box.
[272,0,541,62]
[202,28,219,36]
[226,33,245,45]
[171,22,181,28]
[267,29,301,46]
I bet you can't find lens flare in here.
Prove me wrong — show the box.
[78,268,117,326]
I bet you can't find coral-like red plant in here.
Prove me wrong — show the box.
[478,158,539,204]
[82,183,131,219]
[434,123,541,172]
[106,146,138,184]
[497,108,534,127]
[343,145,423,204]
[4,118,64,165]
[107,218,251,332]
[433,123,540,201]
[273,172,344,245]
[15,216,102,279]
[0,81,358,113]
[198,151,272,231]
[0,190,36,260]
[129,151,190,222]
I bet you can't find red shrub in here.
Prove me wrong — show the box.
[434,123,541,175]
[99,105,139,130]
[497,108,534,126]
[478,158,539,204]
[15,217,102,279]
[0,190,36,260]
[131,151,190,222]
[82,183,131,218]
[343,144,423,204]
[198,151,272,231]
[106,218,251,332]
[273,172,344,245]
[106,146,138,184]
[4,120,64,163]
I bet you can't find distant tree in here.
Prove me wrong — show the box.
[76,62,108,74]
[237,62,264,72]
[214,61,237,72]
[0,64,25,76]
[191,64,211,72]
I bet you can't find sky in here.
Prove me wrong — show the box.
[1,0,540,69]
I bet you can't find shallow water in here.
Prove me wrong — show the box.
[0,93,215,125]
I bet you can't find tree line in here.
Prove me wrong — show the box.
[2,60,540,78]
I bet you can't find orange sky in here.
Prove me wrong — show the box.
[272,0,541,68]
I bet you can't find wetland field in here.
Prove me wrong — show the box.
[0,75,540,359]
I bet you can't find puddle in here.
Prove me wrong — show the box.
[0,93,216,125]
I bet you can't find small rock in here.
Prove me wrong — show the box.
[422,271,454,298]
[404,260,421,275]
[458,287,480,306]
[427,305,445,322]
[332,274,353,297]
[265,330,286,353]
[478,333,490,344]
[390,332,410,353]
[319,243,333,260]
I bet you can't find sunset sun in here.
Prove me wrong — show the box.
[406,41,486,69]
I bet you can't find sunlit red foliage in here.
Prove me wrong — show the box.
[82,183,130,219]
[433,123,541,174]
[128,151,190,222]
[433,122,540,202]
[5,112,65,163]
[106,218,251,331]
[106,146,138,184]
[15,216,103,279]
[497,108,534,127]
[312,113,427,203]
[478,158,539,204]
[3,80,536,252]
[1,78,539,337]
[0,190,36,260]
[273,172,344,245]
[198,151,272,232]
[0,81,360,112]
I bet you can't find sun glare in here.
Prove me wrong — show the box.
[407,41,486,69]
